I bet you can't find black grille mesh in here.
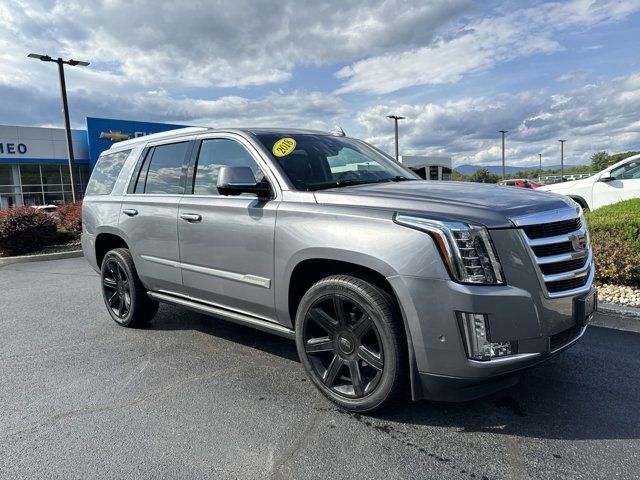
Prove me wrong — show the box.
[523,218,581,239]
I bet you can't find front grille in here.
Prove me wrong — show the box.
[539,257,587,275]
[517,211,593,297]
[532,242,575,257]
[550,325,582,351]
[523,218,582,239]
[546,275,590,293]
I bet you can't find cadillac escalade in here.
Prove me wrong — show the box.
[81,127,597,412]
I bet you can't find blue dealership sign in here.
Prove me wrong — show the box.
[86,117,187,170]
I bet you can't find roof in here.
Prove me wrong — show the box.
[108,126,338,150]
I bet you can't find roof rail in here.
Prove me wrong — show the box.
[108,126,209,149]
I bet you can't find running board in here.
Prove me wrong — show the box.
[147,291,295,339]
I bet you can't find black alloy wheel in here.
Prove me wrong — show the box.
[100,248,158,327]
[102,258,131,321]
[296,275,407,412]
[303,294,384,398]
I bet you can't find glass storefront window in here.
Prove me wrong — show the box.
[0,165,13,185]
[20,165,42,185]
[22,193,44,206]
[44,192,64,205]
[0,163,90,209]
[41,164,62,185]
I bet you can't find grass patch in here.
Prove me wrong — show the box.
[585,199,640,287]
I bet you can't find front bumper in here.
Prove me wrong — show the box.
[388,274,594,402]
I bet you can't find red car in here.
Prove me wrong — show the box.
[498,179,540,189]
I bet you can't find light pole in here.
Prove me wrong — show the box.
[387,115,405,161]
[538,153,542,181]
[28,53,90,202]
[499,130,508,179]
[558,139,566,182]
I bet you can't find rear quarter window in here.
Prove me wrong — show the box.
[85,150,131,195]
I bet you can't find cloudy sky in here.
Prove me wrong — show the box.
[1,0,639,167]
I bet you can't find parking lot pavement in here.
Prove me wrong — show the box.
[1,258,639,480]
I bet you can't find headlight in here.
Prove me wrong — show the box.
[394,214,504,285]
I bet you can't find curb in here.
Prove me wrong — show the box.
[0,250,83,267]
[597,301,640,319]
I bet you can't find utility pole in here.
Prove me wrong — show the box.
[499,130,508,179]
[28,53,90,202]
[539,153,542,181]
[387,115,405,161]
[558,139,566,182]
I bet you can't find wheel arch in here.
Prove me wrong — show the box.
[95,232,129,268]
[568,195,590,210]
[284,253,423,400]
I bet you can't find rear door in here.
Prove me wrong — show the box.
[177,133,279,321]
[119,139,194,294]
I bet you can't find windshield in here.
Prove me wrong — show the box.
[254,133,419,191]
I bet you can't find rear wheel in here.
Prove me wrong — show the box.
[295,275,407,412]
[100,248,158,327]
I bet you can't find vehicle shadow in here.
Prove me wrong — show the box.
[376,327,640,441]
[145,303,299,362]
[148,305,640,441]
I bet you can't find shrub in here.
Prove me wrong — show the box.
[585,199,640,287]
[56,201,83,237]
[0,206,58,256]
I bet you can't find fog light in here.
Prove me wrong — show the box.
[458,312,516,361]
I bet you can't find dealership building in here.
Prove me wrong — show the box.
[0,117,184,209]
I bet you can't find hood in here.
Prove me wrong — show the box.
[313,180,575,229]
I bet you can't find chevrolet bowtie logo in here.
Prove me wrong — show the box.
[99,130,131,142]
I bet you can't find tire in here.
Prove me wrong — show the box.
[295,274,407,413]
[100,248,158,327]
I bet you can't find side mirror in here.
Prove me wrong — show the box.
[217,166,272,199]
[599,172,616,182]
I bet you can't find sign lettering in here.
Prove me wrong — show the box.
[0,143,28,155]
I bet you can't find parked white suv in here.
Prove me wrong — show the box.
[538,154,640,209]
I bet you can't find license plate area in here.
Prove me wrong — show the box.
[574,288,597,326]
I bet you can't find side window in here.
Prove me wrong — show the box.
[611,160,640,180]
[85,150,131,195]
[140,142,190,194]
[192,139,261,195]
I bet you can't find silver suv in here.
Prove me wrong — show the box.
[82,127,597,412]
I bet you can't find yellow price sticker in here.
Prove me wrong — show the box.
[273,137,296,157]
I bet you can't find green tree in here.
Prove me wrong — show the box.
[469,168,500,184]
[591,151,640,171]
[451,170,468,181]
[591,151,610,171]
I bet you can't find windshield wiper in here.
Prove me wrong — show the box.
[390,176,414,181]
[309,176,415,191]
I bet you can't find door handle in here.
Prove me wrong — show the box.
[180,213,202,223]
[122,209,138,217]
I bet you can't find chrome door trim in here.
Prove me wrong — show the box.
[148,291,293,339]
[180,261,271,288]
[140,254,180,268]
[139,254,271,288]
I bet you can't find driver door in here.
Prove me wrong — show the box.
[177,134,279,321]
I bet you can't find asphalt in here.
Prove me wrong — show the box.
[1,258,639,480]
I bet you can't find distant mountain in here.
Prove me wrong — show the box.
[454,164,583,176]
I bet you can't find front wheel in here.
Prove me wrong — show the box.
[295,275,407,412]
[101,248,158,327]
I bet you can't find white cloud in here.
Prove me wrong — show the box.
[336,0,640,94]
[0,0,467,90]
[356,72,640,166]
